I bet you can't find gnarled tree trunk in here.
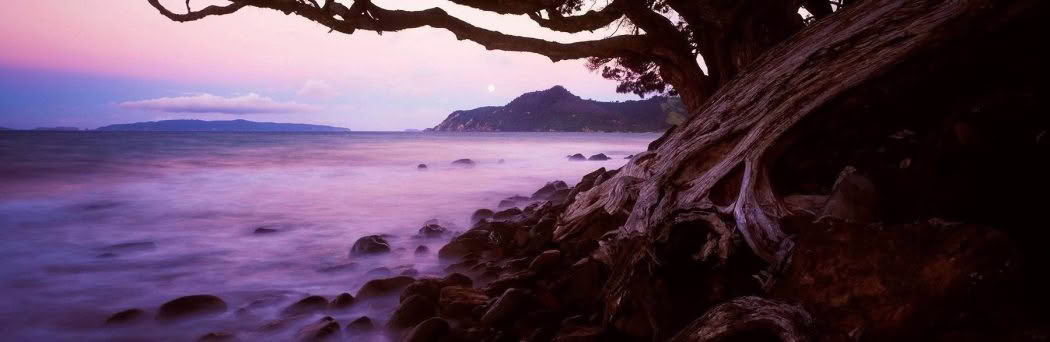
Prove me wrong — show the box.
[560,0,1047,339]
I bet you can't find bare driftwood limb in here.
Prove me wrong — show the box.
[669,296,814,342]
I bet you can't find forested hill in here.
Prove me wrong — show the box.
[430,86,680,132]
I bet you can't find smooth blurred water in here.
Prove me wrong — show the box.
[0,131,656,341]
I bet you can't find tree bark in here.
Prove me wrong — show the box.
[558,0,1046,339]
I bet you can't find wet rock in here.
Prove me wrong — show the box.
[417,224,449,239]
[282,295,328,316]
[470,209,494,225]
[350,235,392,256]
[567,153,586,161]
[483,271,536,297]
[438,229,494,260]
[402,317,450,342]
[451,159,476,167]
[253,227,280,234]
[558,258,605,307]
[356,276,415,300]
[528,250,562,274]
[295,316,340,341]
[329,293,354,310]
[102,241,156,252]
[366,267,393,277]
[104,308,145,326]
[157,295,227,322]
[417,164,428,170]
[444,273,473,288]
[399,273,474,304]
[481,288,531,324]
[549,188,572,205]
[531,181,569,200]
[345,316,374,334]
[197,331,235,342]
[415,245,430,255]
[492,207,523,221]
[587,153,610,161]
[438,286,489,318]
[317,263,359,273]
[401,269,420,277]
[497,199,517,208]
[388,294,437,330]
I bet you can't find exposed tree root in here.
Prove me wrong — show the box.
[669,296,814,342]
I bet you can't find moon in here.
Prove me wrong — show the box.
[487,84,496,93]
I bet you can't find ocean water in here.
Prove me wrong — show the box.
[0,131,657,341]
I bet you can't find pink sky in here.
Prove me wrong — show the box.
[0,1,640,130]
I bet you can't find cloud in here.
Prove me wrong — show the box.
[119,93,318,114]
[297,80,339,99]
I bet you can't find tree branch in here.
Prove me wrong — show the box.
[145,0,651,62]
[527,1,625,33]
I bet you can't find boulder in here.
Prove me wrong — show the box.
[417,224,449,239]
[253,227,280,234]
[549,188,572,205]
[567,153,586,161]
[329,293,354,310]
[417,164,428,170]
[104,308,145,325]
[497,199,517,208]
[295,316,340,341]
[531,181,569,200]
[356,276,416,300]
[820,166,878,221]
[444,273,473,288]
[366,267,393,277]
[558,258,605,307]
[402,317,451,342]
[387,294,437,330]
[587,153,610,161]
[401,269,420,277]
[438,229,494,260]
[197,331,235,341]
[399,273,474,303]
[438,286,489,318]
[470,209,494,225]
[350,235,392,256]
[414,245,430,255]
[282,295,328,316]
[451,159,476,167]
[492,207,523,221]
[528,250,562,274]
[345,316,374,334]
[157,295,227,322]
[481,288,531,324]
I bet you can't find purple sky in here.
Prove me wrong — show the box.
[0,0,642,131]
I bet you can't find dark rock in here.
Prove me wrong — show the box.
[587,153,610,161]
[197,331,235,341]
[282,295,328,317]
[492,207,523,221]
[104,308,145,325]
[417,164,428,170]
[417,224,449,239]
[549,188,572,205]
[157,295,227,322]
[254,227,280,234]
[820,166,878,221]
[625,155,633,159]
[400,278,445,303]
[451,159,476,167]
[329,293,354,310]
[498,159,506,164]
[366,267,393,277]
[350,235,391,256]
[531,181,569,200]
[401,269,420,277]
[402,317,450,342]
[481,288,531,324]
[567,153,586,161]
[528,250,562,274]
[444,273,473,288]
[558,258,605,307]
[415,245,430,255]
[387,294,437,330]
[497,199,517,208]
[102,241,156,252]
[483,272,536,297]
[438,229,494,260]
[295,316,340,341]
[438,286,489,318]
[345,316,374,333]
[470,209,494,225]
[356,276,415,300]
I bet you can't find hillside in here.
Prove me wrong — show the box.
[430,86,673,132]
